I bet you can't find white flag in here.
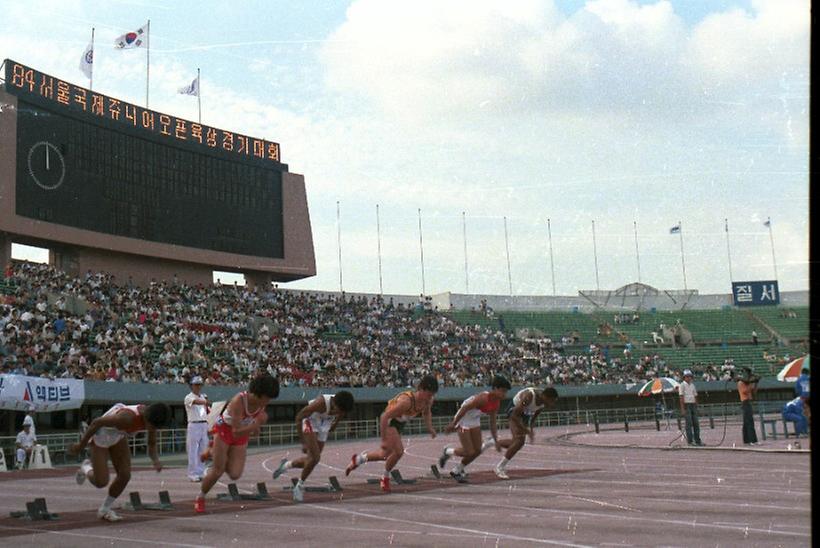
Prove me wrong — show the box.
[80,42,93,79]
[178,76,199,96]
[114,23,148,49]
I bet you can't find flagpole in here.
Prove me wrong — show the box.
[418,208,426,296]
[592,220,600,291]
[547,218,556,296]
[376,204,383,295]
[767,217,778,279]
[678,220,688,290]
[462,211,469,293]
[336,201,343,292]
[145,19,150,108]
[725,218,734,283]
[197,67,201,124]
[89,27,95,90]
[633,220,641,283]
[503,216,512,296]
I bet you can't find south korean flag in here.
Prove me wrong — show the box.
[115,23,148,49]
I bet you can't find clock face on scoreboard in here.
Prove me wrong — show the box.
[6,60,286,259]
[27,141,66,190]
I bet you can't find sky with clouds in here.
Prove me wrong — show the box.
[0,0,809,297]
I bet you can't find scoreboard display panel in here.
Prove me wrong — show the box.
[4,60,285,259]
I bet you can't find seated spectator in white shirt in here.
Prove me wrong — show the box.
[16,422,37,469]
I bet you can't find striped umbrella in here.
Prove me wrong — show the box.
[776,355,809,382]
[637,377,680,396]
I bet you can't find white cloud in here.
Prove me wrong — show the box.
[321,0,808,127]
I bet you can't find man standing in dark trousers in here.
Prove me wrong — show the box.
[678,370,703,446]
[737,367,759,445]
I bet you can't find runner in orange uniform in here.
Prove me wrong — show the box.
[345,375,438,492]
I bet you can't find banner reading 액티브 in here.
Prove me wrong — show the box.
[0,374,85,412]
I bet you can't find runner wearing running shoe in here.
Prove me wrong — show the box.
[345,375,438,492]
[68,402,169,522]
[438,375,510,480]
[272,390,354,502]
[494,386,558,479]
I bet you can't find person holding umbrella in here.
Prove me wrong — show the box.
[678,370,703,446]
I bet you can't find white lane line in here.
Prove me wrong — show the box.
[548,477,810,496]
[484,485,807,513]
[400,493,810,538]
[310,503,594,547]
[0,524,213,548]
[160,513,498,541]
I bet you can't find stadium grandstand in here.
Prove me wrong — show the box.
[1,260,807,389]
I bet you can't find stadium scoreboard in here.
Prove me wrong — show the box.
[3,60,285,259]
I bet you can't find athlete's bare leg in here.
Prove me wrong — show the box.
[289,435,323,481]
[455,428,482,466]
[87,444,111,488]
[200,434,229,495]
[225,444,247,480]
[106,438,132,499]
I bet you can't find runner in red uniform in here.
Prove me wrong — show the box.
[195,373,279,514]
[68,402,170,522]
[345,375,438,492]
[439,375,510,479]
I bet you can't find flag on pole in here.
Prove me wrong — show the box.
[763,219,771,227]
[114,23,148,48]
[669,224,681,234]
[79,42,93,79]
[178,76,199,96]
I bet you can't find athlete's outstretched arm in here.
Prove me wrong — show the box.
[146,427,162,472]
[423,400,437,439]
[295,398,326,441]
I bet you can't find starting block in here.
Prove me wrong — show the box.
[123,491,174,511]
[10,498,58,520]
[366,469,417,485]
[391,469,417,485]
[429,465,467,483]
[217,482,271,501]
[284,476,342,493]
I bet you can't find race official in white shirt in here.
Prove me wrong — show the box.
[16,423,37,469]
[184,376,210,481]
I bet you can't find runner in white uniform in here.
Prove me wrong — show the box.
[69,402,169,522]
[494,386,558,479]
[272,391,354,502]
[439,375,510,479]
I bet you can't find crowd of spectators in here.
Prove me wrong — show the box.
[0,261,799,389]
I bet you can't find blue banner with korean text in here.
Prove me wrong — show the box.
[731,280,780,307]
[0,375,85,411]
